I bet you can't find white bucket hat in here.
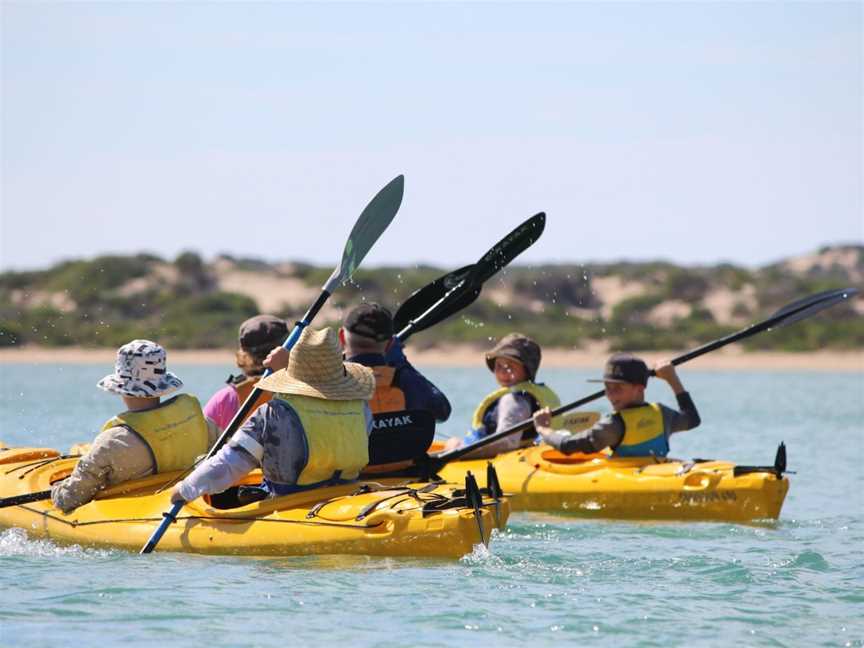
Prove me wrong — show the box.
[257,327,374,401]
[97,339,183,398]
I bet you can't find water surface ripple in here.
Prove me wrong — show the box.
[1,364,861,646]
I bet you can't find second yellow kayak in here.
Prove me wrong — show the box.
[433,443,789,522]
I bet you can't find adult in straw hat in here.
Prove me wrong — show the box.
[203,314,289,431]
[172,327,375,504]
[51,340,221,513]
[265,302,451,422]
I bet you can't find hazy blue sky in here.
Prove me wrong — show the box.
[2,2,861,272]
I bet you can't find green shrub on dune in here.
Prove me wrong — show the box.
[0,247,860,351]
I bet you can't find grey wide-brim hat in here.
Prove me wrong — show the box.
[485,332,541,381]
[97,339,183,398]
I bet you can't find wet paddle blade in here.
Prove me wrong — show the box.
[393,212,546,337]
[393,265,480,335]
[324,175,405,292]
[770,287,858,329]
[468,212,546,285]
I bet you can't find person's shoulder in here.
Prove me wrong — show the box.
[91,424,146,454]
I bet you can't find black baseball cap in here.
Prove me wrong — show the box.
[239,315,289,355]
[344,303,394,342]
[588,352,649,387]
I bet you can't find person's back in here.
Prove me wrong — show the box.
[533,353,701,457]
[204,315,289,431]
[172,327,375,504]
[339,303,452,422]
[51,340,220,513]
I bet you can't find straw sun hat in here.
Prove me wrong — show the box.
[257,327,375,401]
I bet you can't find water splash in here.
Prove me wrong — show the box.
[0,527,111,559]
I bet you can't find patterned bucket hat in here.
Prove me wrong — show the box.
[257,327,375,401]
[97,340,184,397]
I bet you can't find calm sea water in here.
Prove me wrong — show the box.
[1,362,862,647]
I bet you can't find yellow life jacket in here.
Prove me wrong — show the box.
[470,381,561,437]
[368,366,407,414]
[274,394,369,485]
[101,394,209,473]
[615,403,669,457]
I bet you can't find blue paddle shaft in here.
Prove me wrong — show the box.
[138,293,331,555]
[140,501,183,554]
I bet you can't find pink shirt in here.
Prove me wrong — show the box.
[203,384,240,432]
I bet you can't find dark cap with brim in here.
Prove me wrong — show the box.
[239,315,289,355]
[344,303,394,342]
[588,352,649,387]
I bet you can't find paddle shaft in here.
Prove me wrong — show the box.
[209,292,330,458]
[141,175,405,555]
[0,489,52,509]
[432,287,856,467]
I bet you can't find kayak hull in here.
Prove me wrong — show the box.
[435,445,789,522]
[0,447,507,558]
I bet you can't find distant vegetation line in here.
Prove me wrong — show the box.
[1,246,862,352]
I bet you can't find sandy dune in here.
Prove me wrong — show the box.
[2,345,861,372]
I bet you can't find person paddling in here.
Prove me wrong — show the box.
[170,327,375,504]
[51,340,221,513]
[266,304,451,420]
[203,314,289,430]
[443,333,560,459]
[532,353,701,457]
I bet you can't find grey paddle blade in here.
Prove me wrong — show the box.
[324,175,405,293]
[771,286,858,329]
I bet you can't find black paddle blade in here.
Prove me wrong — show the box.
[393,212,546,337]
[770,287,858,329]
[775,442,787,474]
[468,212,546,285]
[393,265,478,334]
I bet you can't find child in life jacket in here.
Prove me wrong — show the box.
[443,333,560,459]
[532,353,700,457]
[203,314,289,430]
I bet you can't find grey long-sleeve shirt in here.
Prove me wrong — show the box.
[177,399,374,502]
[543,392,701,455]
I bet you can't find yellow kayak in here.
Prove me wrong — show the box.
[433,443,789,522]
[0,446,508,558]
